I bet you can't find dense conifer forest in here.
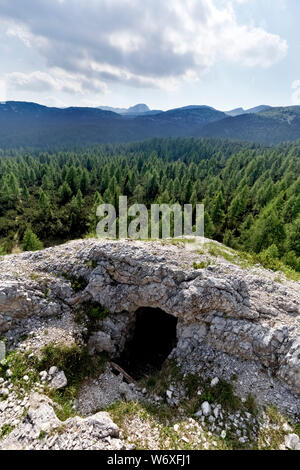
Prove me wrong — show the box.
[0,137,299,275]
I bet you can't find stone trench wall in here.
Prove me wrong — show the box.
[82,244,300,395]
[90,302,299,396]
[0,239,299,397]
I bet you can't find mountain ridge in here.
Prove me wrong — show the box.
[226,105,272,117]
[1,101,300,148]
[98,103,156,115]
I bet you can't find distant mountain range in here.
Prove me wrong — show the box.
[225,105,272,117]
[0,101,300,148]
[97,103,162,116]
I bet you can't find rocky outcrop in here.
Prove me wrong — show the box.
[0,238,299,406]
[0,393,128,450]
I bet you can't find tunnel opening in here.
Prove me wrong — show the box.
[116,307,178,380]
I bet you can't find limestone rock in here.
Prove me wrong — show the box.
[284,433,300,450]
[201,401,211,417]
[49,371,67,390]
[0,238,299,400]
[211,377,219,387]
[88,331,115,355]
[48,366,58,376]
[0,393,127,450]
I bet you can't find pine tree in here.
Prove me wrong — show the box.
[65,166,79,194]
[88,191,103,233]
[223,229,236,249]
[80,169,90,195]
[39,189,50,212]
[210,192,225,230]
[23,186,30,201]
[22,228,43,252]
[204,212,215,239]
[8,173,20,198]
[59,182,72,204]
[74,189,84,209]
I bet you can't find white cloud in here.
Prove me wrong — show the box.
[0,0,288,95]
[0,80,7,101]
[292,80,300,105]
[5,69,108,95]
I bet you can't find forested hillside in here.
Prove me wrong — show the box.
[203,107,300,145]
[0,137,299,275]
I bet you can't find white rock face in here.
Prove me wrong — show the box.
[0,238,299,400]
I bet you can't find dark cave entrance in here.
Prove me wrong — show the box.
[116,307,178,380]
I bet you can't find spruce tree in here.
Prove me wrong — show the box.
[22,228,43,252]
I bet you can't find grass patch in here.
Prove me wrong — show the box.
[205,243,239,264]
[86,260,97,269]
[30,272,41,282]
[183,373,241,410]
[108,400,184,449]
[0,343,107,420]
[108,399,240,450]
[183,376,242,417]
[204,242,300,281]
[62,273,88,292]
[139,359,183,397]
[38,343,108,421]
[39,343,108,385]
[193,260,210,270]
[0,424,15,438]
[256,406,286,450]
[0,350,39,392]
[294,423,300,439]
[139,362,244,417]
[245,394,258,417]
[84,302,110,322]
[39,430,47,440]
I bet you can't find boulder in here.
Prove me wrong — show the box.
[285,433,300,450]
[49,371,68,390]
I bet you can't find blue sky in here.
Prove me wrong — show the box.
[0,0,299,111]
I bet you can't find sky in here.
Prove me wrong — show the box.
[0,0,299,111]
